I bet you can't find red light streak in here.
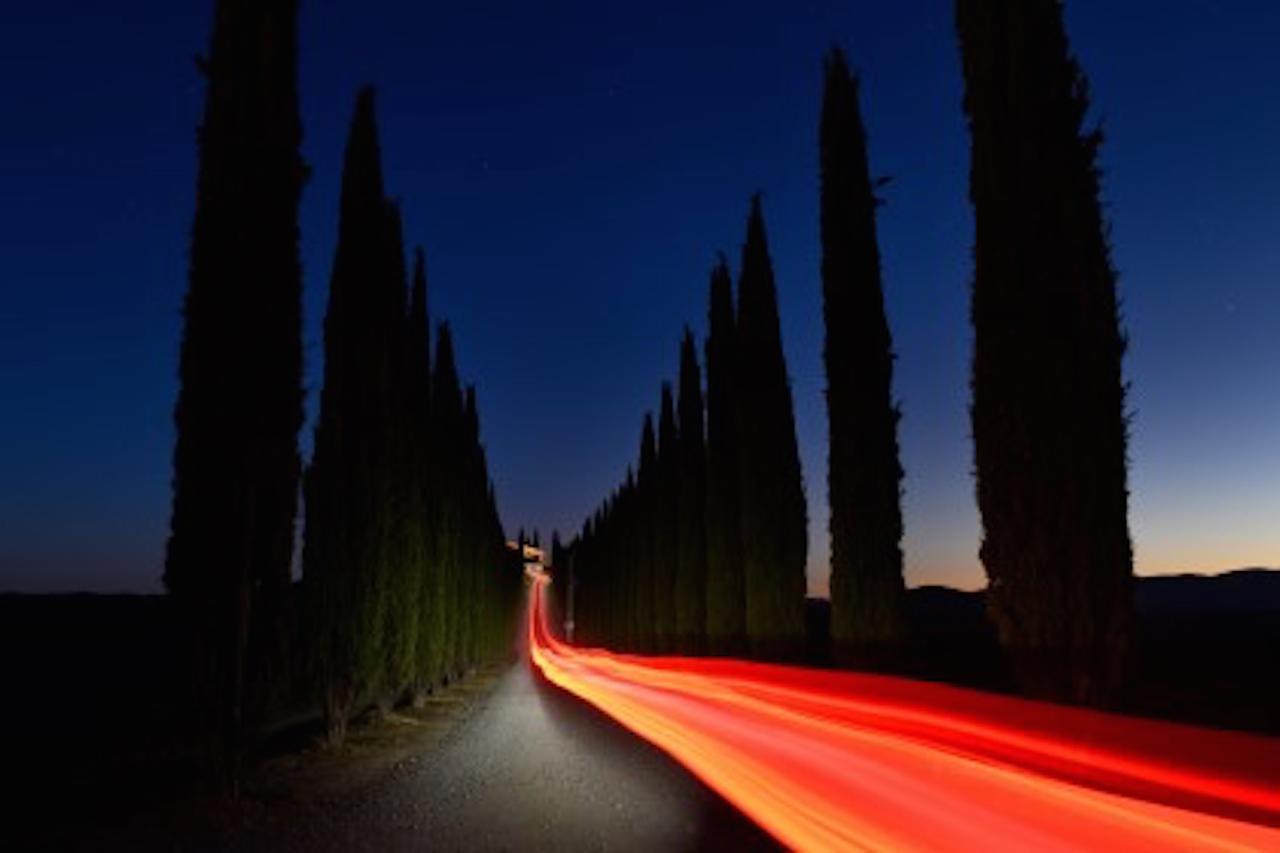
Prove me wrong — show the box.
[526,572,1280,851]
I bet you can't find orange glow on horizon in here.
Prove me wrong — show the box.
[526,571,1280,851]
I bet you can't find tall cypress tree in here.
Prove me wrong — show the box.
[820,48,908,667]
[704,257,746,655]
[632,414,658,652]
[735,196,808,660]
[431,323,465,682]
[654,384,681,653]
[460,385,483,669]
[616,469,638,650]
[957,0,1133,705]
[166,0,305,775]
[675,330,708,654]
[303,88,396,744]
[406,248,442,701]
[381,201,418,709]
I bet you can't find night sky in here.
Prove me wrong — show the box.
[2,1,1278,594]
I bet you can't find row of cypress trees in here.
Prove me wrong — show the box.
[302,88,521,745]
[566,198,809,661]
[166,0,522,778]
[822,0,1132,702]
[565,0,1134,706]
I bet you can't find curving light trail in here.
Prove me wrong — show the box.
[526,571,1280,851]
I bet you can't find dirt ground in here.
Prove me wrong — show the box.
[8,666,508,851]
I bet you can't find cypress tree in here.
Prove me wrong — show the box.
[704,257,746,655]
[735,196,808,660]
[632,415,658,652]
[165,0,305,776]
[654,384,681,653]
[460,385,483,670]
[957,0,1133,705]
[303,88,396,744]
[616,469,638,650]
[381,201,417,709]
[431,323,465,682]
[406,248,442,702]
[820,48,908,667]
[675,330,708,654]
[549,530,566,637]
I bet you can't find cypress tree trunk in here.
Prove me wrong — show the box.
[303,88,396,745]
[957,0,1133,706]
[704,258,746,656]
[820,48,908,668]
[675,330,709,654]
[165,0,304,780]
[735,196,808,660]
[654,384,681,653]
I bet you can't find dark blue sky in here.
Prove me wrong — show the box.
[2,1,1278,593]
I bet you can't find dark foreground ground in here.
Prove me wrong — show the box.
[6,656,776,851]
[2,568,1276,849]
[225,658,776,852]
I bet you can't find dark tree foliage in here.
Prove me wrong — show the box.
[304,88,399,744]
[615,469,639,649]
[704,257,747,655]
[653,384,681,653]
[735,196,808,660]
[381,202,417,710]
[431,324,465,682]
[957,0,1133,705]
[460,386,481,667]
[633,415,658,651]
[675,330,709,654]
[819,48,908,667]
[549,530,568,637]
[567,210,808,663]
[165,0,305,777]
[405,248,443,702]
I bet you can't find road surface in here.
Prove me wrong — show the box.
[223,647,778,851]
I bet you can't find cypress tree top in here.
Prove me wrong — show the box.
[677,329,704,444]
[639,413,657,477]
[433,322,461,410]
[658,382,678,459]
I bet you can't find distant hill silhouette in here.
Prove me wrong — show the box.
[1134,568,1280,614]
[901,567,1280,614]
[802,568,1280,733]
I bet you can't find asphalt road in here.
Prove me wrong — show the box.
[230,658,778,852]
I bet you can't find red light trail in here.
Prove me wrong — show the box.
[526,572,1280,851]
